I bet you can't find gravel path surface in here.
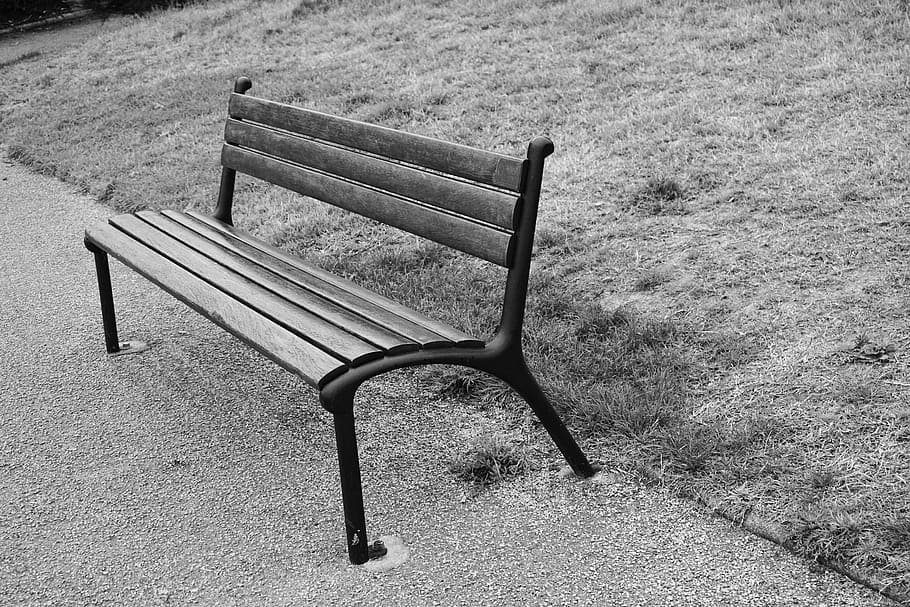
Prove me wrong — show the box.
[0,156,895,606]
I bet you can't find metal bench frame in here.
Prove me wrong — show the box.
[85,77,595,565]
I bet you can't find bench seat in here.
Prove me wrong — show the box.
[85,209,483,389]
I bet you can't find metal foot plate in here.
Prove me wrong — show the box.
[368,540,387,560]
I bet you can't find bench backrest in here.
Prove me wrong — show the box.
[214,78,554,339]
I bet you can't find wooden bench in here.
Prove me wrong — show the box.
[84,77,595,564]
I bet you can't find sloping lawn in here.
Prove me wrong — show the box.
[2,0,908,599]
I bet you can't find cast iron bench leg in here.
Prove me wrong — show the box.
[88,246,122,354]
[86,243,149,356]
[332,407,387,564]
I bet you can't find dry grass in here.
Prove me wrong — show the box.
[2,0,909,598]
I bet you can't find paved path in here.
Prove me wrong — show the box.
[0,156,894,606]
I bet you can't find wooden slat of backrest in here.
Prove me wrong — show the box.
[229,94,526,192]
[179,210,485,347]
[137,211,421,355]
[109,214,384,367]
[221,145,515,266]
[84,224,347,387]
[224,119,519,230]
[164,210,462,348]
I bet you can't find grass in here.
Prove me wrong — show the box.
[0,51,42,70]
[1,0,908,599]
[447,434,531,491]
[628,176,688,215]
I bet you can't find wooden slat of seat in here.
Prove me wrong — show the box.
[163,211,458,349]
[221,145,515,266]
[84,224,348,388]
[136,211,421,356]
[109,214,385,367]
[224,119,520,230]
[179,210,485,348]
[229,94,526,192]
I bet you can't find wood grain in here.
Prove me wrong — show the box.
[181,210,485,347]
[137,211,423,355]
[224,119,520,230]
[162,211,462,348]
[84,224,348,387]
[107,214,385,367]
[221,144,516,266]
[229,93,525,192]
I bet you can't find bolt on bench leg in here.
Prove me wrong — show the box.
[332,409,386,564]
[87,245,148,356]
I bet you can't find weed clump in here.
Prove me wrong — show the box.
[437,369,484,398]
[656,425,722,473]
[629,176,688,215]
[448,434,530,488]
[633,267,673,291]
[291,0,338,18]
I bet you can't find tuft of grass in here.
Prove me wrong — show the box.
[437,368,485,398]
[448,434,530,488]
[696,331,761,370]
[291,0,337,18]
[633,267,673,291]
[837,380,875,407]
[629,176,688,215]
[807,469,840,490]
[657,425,722,474]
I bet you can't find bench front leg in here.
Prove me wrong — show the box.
[329,403,387,564]
[332,409,369,563]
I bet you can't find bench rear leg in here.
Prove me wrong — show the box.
[331,407,387,564]
[89,247,122,353]
[505,362,597,478]
[86,244,148,356]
